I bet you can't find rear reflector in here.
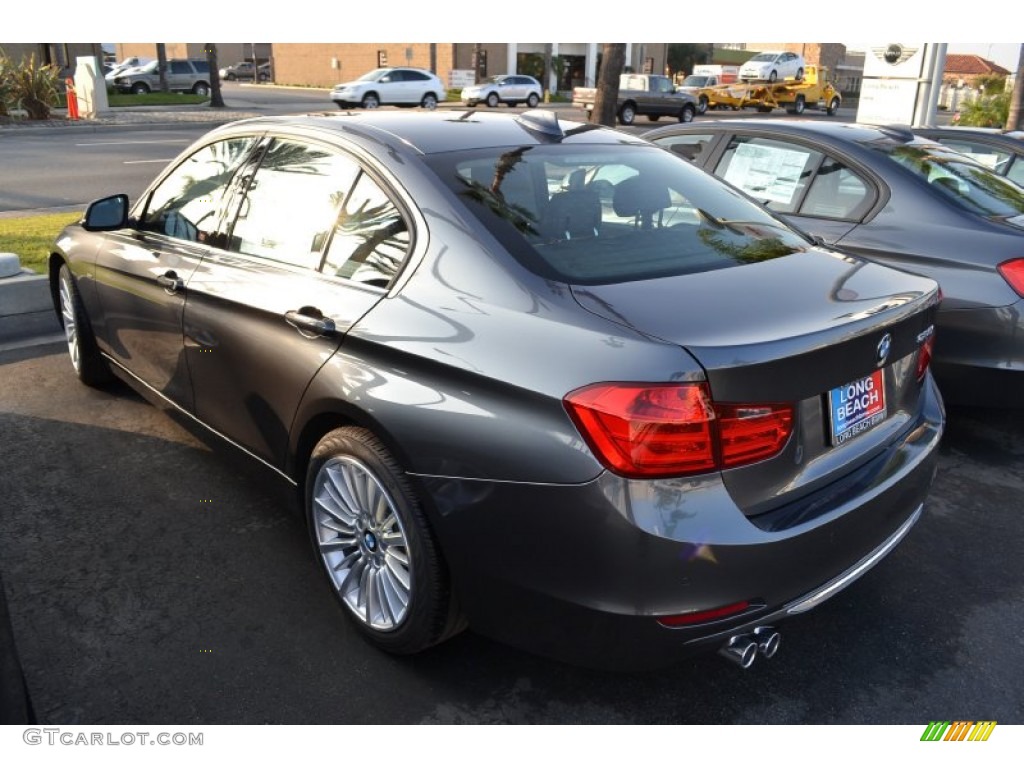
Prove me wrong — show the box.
[657,600,753,627]
[998,259,1024,298]
[916,327,935,381]
[564,383,794,478]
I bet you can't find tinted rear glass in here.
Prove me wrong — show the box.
[426,144,810,285]
[878,144,1024,220]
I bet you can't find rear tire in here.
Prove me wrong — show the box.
[787,95,806,115]
[486,92,499,108]
[306,427,464,655]
[827,97,840,116]
[421,92,438,110]
[526,92,539,108]
[192,82,210,97]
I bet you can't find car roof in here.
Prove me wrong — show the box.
[209,109,648,156]
[647,119,928,148]
[910,126,1024,145]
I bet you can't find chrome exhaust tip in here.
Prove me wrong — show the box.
[719,635,758,669]
[753,626,781,659]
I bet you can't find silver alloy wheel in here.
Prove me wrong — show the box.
[312,456,413,631]
[59,267,81,373]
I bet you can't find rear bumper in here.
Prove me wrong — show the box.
[933,300,1024,406]
[415,376,944,669]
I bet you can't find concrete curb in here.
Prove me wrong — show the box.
[0,272,59,350]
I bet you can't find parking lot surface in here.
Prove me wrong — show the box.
[0,342,1022,724]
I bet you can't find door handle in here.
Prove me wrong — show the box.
[157,271,184,293]
[285,308,335,338]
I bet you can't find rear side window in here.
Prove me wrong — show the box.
[715,136,823,214]
[800,158,872,219]
[650,133,716,164]
[228,140,361,269]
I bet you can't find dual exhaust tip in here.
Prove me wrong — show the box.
[719,626,781,668]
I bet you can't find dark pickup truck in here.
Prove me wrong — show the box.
[572,73,698,126]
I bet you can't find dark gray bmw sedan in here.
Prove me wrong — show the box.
[643,120,1024,407]
[50,110,943,669]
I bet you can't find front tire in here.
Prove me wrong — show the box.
[679,104,695,123]
[58,264,111,388]
[697,95,709,115]
[618,102,637,126]
[827,97,840,116]
[130,82,149,95]
[306,427,463,654]
[486,92,499,108]
[361,92,380,109]
[768,70,778,83]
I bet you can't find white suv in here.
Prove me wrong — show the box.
[330,67,445,110]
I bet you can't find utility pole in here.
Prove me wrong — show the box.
[1008,44,1024,129]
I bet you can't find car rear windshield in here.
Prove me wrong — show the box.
[425,144,810,285]
[879,144,1024,220]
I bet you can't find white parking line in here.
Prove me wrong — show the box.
[123,159,176,164]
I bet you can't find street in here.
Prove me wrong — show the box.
[0,343,1021,724]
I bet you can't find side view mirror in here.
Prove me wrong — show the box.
[82,194,129,231]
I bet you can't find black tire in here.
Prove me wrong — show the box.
[679,104,696,123]
[697,95,709,115]
[192,82,210,97]
[788,95,806,115]
[768,70,778,83]
[306,426,464,655]
[421,92,438,110]
[225,73,236,81]
[526,92,539,108]
[130,82,149,95]
[827,97,840,116]
[756,105,773,113]
[486,92,499,108]
[57,263,111,388]
[648,115,659,122]
[618,102,637,126]
[361,92,380,109]
[796,67,804,81]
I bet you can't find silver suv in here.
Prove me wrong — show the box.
[113,59,212,96]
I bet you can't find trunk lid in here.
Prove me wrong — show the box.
[572,249,939,516]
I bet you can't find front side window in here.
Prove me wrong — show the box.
[228,139,360,269]
[141,137,257,243]
[426,144,810,285]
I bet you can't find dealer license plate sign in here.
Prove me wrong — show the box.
[828,369,887,446]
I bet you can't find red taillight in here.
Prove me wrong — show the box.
[998,259,1024,298]
[564,383,794,478]
[916,330,935,380]
[564,383,717,477]
[717,403,794,468]
[656,600,753,627]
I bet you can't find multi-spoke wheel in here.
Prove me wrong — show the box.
[306,427,464,653]
[57,263,111,387]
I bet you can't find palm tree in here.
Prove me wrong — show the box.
[205,43,224,108]
[592,44,626,126]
